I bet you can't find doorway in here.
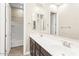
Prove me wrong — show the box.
[50,12,57,35]
[9,3,24,56]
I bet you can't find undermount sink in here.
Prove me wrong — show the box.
[48,44,76,56]
[40,34,43,37]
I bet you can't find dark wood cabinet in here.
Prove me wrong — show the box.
[40,47,51,56]
[30,38,36,56]
[30,37,51,56]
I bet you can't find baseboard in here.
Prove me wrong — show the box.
[0,53,5,56]
[6,48,11,56]
[23,51,30,56]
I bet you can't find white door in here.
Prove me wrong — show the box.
[5,4,11,55]
[50,13,56,35]
[0,3,11,56]
[0,3,6,56]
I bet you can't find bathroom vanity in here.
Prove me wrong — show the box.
[30,32,79,56]
[30,37,51,56]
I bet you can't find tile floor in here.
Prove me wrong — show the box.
[9,46,23,56]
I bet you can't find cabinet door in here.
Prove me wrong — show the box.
[30,38,36,56]
[35,42,40,56]
[40,53,44,56]
[30,39,33,56]
[41,47,51,56]
[35,48,40,56]
[30,38,33,56]
[32,44,36,56]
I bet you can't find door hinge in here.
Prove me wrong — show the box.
[5,50,7,52]
[5,35,7,37]
[55,31,56,34]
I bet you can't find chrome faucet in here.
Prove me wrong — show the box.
[63,41,71,48]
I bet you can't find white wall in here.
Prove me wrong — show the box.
[24,3,34,55]
[58,4,79,40]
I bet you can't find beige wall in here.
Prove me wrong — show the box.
[11,8,23,22]
[11,8,23,18]
[58,4,79,39]
[11,8,23,47]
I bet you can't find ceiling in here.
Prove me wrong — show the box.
[10,3,24,9]
[9,3,62,10]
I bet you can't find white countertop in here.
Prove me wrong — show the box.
[30,32,79,56]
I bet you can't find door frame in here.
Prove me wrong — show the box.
[5,3,11,56]
[50,12,59,35]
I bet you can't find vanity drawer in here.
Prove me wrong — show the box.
[40,47,51,56]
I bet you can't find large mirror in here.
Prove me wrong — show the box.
[33,13,45,32]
